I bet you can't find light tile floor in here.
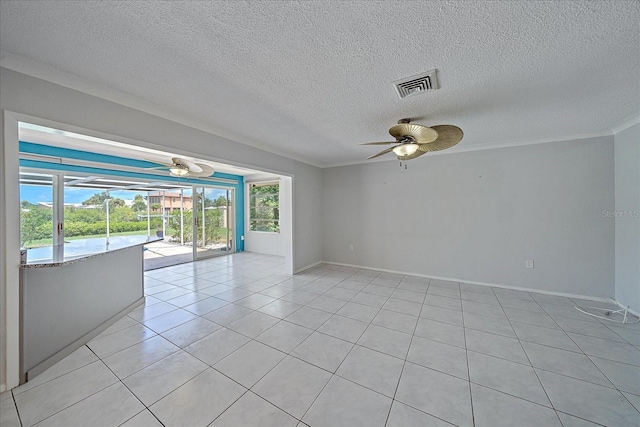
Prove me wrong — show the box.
[2,252,640,426]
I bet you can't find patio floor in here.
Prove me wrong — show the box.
[144,240,194,270]
[143,240,231,270]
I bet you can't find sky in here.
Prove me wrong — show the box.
[20,185,227,205]
[20,185,143,204]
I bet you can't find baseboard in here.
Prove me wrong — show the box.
[24,297,145,383]
[320,261,614,304]
[294,260,324,274]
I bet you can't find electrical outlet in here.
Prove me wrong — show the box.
[349,244,354,251]
[525,260,534,269]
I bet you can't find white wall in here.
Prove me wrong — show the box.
[0,112,21,391]
[614,123,640,313]
[0,67,323,389]
[245,231,282,256]
[323,136,615,298]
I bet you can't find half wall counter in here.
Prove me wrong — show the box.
[19,235,161,382]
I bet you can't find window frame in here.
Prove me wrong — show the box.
[248,181,280,233]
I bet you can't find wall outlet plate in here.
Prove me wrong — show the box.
[525,260,534,269]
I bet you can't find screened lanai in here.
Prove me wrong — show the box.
[19,170,236,270]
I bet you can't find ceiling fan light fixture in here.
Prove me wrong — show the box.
[392,143,419,157]
[169,166,189,176]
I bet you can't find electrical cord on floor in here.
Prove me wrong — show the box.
[574,302,640,324]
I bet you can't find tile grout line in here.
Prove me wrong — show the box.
[383,277,430,427]
[175,265,374,425]
[546,302,640,397]
[10,345,97,399]
[494,290,563,424]
[22,348,139,427]
[289,269,397,424]
[460,285,476,427]
[9,390,24,427]
[85,341,168,427]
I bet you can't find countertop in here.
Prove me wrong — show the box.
[21,235,163,268]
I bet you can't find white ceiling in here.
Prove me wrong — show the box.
[1,1,639,167]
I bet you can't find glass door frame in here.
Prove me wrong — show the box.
[192,185,235,260]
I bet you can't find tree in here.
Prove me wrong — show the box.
[82,192,125,209]
[110,206,136,222]
[170,209,226,245]
[131,194,147,212]
[82,192,109,206]
[111,198,125,208]
[171,210,192,241]
[65,206,104,223]
[151,203,162,212]
[21,200,37,209]
[20,208,53,247]
[250,184,279,232]
[213,195,228,207]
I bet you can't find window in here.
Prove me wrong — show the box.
[19,172,54,250]
[249,182,279,232]
[19,170,160,261]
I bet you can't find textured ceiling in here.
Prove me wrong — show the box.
[1,0,639,167]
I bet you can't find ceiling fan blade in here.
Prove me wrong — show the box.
[367,147,395,160]
[417,125,463,152]
[143,158,174,168]
[397,149,427,161]
[389,123,438,144]
[188,163,215,177]
[359,141,395,146]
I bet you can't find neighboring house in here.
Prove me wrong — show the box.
[148,192,193,213]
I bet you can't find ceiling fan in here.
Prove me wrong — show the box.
[145,157,215,177]
[361,118,463,161]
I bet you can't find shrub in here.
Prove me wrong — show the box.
[64,220,148,237]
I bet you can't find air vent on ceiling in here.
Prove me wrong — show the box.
[393,69,439,99]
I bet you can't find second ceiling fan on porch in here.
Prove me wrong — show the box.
[145,157,215,178]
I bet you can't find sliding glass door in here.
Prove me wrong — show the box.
[194,186,234,260]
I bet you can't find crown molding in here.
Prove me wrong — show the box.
[324,129,613,169]
[610,111,640,134]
